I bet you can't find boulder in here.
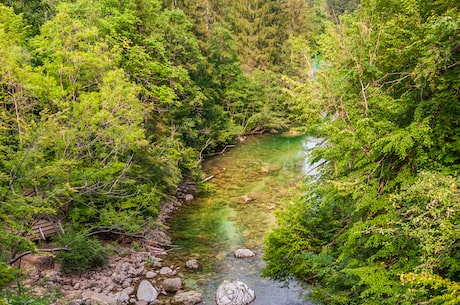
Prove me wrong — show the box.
[163,277,183,292]
[185,260,200,270]
[136,280,158,303]
[172,290,204,305]
[215,280,255,305]
[234,249,255,258]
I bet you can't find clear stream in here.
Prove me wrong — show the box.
[165,133,318,305]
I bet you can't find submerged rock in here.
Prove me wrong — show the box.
[234,249,255,258]
[185,259,200,269]
[216,280,255,305]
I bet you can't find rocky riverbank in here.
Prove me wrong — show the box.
[16,182,203,305]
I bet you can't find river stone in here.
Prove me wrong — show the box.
[234,249,255,258]
[260,163,282,174]
[172,290,204,305]
[145,271,156,279]
[185,259,200,269]
[81,291,117,305]
[163,277,183,292]
[136,280,158,302]
[114,292,130,303]
[215,280,255,305]
[238,194,254,204]
[159,266,174,275]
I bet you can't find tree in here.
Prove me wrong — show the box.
[263,1,460,304]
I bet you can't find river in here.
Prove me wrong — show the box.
[165,133,318,305]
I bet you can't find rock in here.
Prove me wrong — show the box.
[122,278,133,289]
[159,267,174,275]
[145,271,156,279]
[114,292,130,303]
[136,280,158,303]
[103,284,114,294]
[184,194,194,202]
[82,291,117,305]
[185,260,200,270]
[238,195,254,204]
[260,163,282,174]
[172,290,204,305]
[112,273,124,284]
[163,278,182,292]
[73,283,81,290]
[122,286,135,296]
[215,281,255,305]
[234,249,255,258]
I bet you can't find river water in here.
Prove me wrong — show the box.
[166,134,317,305]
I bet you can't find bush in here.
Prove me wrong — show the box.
[54,230,109,273]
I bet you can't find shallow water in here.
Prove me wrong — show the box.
[166,134,316,305]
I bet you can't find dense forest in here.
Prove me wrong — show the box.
[0,0,458,304]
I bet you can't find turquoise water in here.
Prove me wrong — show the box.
[166,134,315,305]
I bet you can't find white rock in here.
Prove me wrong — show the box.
[159,267,174,275]
[234,249,255,258]
[172,290,204,305]
[185,260,200,269]
[136,280,158,303]
[216,280,255,305]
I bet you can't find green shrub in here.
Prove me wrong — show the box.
[54,230,109,273]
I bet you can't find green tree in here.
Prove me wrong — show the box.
[264,1,460,304]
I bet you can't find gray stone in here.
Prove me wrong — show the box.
[136,280,158,303]
[145,271,156,279]
[163,278,182,292]
[115,292,130,303]
[185,260,200,269]
[185,194,194,202]
[233,249,255,258]
[122,278,133,288]
[159,267,174,275]
[122,286,135,296]
[172,290,204,305]
[82,291,117,305]
[215,281,255,305]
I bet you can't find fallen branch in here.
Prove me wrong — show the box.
[9,247,70,265]
[201,168,227,183]
[204,145,236,158]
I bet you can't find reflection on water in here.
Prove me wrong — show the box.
[167,134,317,305]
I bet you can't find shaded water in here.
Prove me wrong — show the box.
[167,134,316,305]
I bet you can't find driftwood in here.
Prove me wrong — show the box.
[201,168,227,183]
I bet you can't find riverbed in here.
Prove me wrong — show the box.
[166,134,316,305]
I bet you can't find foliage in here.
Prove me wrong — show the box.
[54,230,109,273]
[263,1,460,304]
